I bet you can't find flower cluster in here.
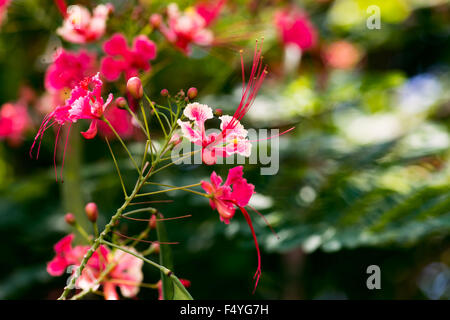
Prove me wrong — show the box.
[151,1,224,55]
[177,103,252,165]
[27,0,294,300]
[101,33,157,81]
[47,234,143,300]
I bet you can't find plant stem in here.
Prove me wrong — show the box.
[102,117,141,175]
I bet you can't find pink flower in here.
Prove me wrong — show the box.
[0,102,32,145]
[177,42,269,165]
[47,234,144,300]
[47,234,89,276]
[274,7,317,51]
[195,0,227,26]
[0,0,11,28]
[57,3,113,44]
[201,166,265,293]
[201,166,254,223]
[151,1,223,55]
[101,248,144,300]
[101,33,157,81]
[45,49,97,93]
[97,104,134,140]
[30,73,113,180]
[177,103,252,165]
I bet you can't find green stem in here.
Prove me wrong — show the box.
[102,117,141,175]
[105,137,128,198]
[145,95,167,137]
[137,183,203,197]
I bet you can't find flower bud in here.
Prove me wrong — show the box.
[115,97,128,110]
[180,279,191,288]
[214,108,223,117]
[187,87,198,100]
[127,77,143,100]
[150,242,160,254]
[64,213,76,226]
[177,89,185,98]
[160,89,169,97]
[169,133,182,147]
[150,14,162,28]
[85,202,98,223]
[149,214,157,229]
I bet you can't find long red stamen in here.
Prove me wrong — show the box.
[53,0,67,18]
[247,205,279,239]
[128,200,174,206]
[208,39,267,150]
[121,214,192,222]
[247,126,296,143]
[30,114,52,159]
[239,206,261,294]
[60,123,72,183]
[53,125,62,182]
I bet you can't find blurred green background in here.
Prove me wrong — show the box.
[0,0,449,299]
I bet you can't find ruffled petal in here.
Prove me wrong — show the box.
[81,119,98,139]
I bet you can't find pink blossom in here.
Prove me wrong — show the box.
[101,248,144,300]
[0,102,32,145]
[274,7,317,51]
[45,49,97,93]
[201,166,265,293]
[101,33,157,81]
[195,0,226,26]
[97,104,134,140]
[0,0,11,28]
[57,3,113,44]
[151,1,223,55]
[177,42,268,165]
[30,73,113,180]
[46,234,89,276]
[177,103,252,165]
[47,234,144,300]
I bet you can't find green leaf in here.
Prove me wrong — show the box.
[171,277,193,300]
[156,216,174,300]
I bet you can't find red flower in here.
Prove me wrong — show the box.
[150,1,224,55]
[274,7,317,51]
[202,166,266,293]
[101,33,157,81]
[30,73,113,180]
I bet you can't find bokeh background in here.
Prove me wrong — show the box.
[0,0,449,299]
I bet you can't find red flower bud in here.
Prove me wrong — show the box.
[127,77,143,100]
[180,279,191,288]
[149,214,157,229]
[150,14,162,28]
[64,213,76,226]
[160,89,169,97]
[150,242,160,254]
[214,108,223,117]
[85,202,98,223]
[187,87,198,100]
[115,97,128,110]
